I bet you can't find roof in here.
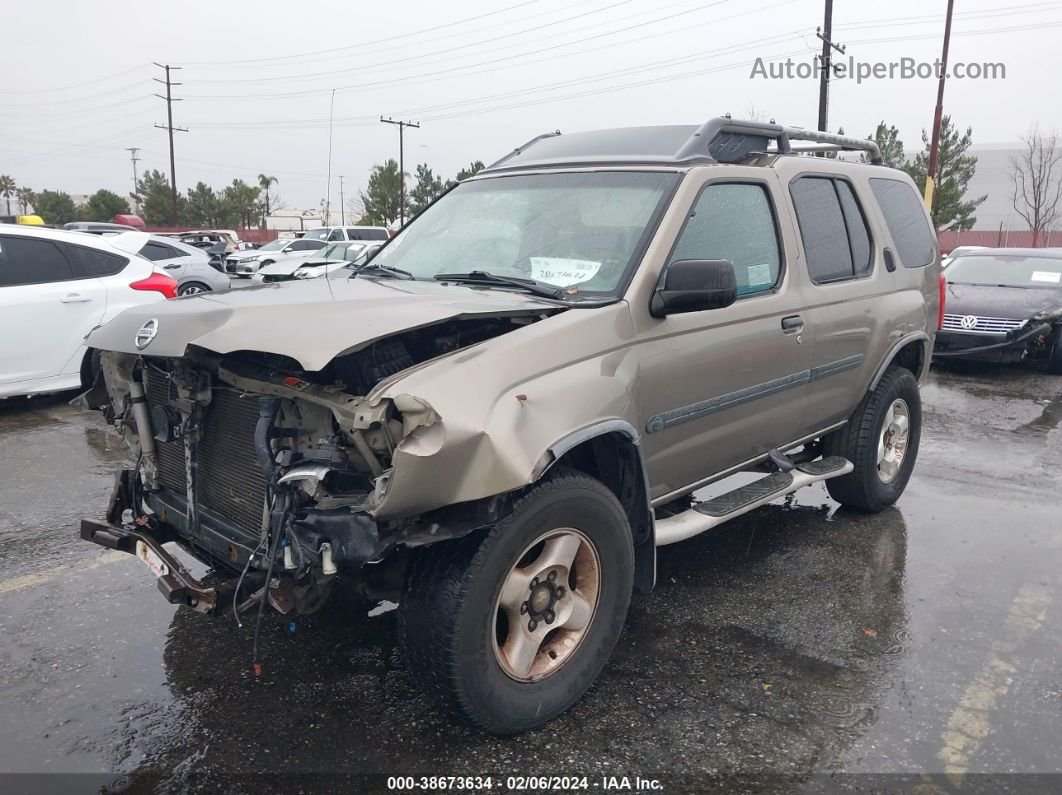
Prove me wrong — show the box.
[481,117,883,173]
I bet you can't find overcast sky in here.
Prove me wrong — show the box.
[2,0,1059,211]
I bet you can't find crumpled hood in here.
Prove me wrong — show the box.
[256,256,340,277]
[86,277,560,371]
[944,282,1062,320]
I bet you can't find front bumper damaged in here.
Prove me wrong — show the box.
[81,518,232,613]
[933,321,1052,361]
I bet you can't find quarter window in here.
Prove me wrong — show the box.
[669,182,781,296]
[0,236,77,286]
[790,176,874,283]
[140,242,176,261]
[70,245,128,276]
[869,178,936,268]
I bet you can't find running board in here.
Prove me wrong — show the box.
[654,456,853,547]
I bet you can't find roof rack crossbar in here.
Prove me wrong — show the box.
[782,127,883,165]
[486,130,562,170]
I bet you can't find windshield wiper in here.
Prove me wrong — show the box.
[434,270,564,299]
[353,262,415,280]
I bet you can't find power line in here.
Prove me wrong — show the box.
[183,0,743,101]
[188,0,644,85]
[182,0,553,67]
[380,117,420,227]
[153,63,188,226]
[0,64,151,95]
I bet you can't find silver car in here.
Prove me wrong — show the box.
[250,241,369,283]
[224,238,327,276]
[121,234,232,296]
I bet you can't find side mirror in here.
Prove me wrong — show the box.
[650,259,737,318]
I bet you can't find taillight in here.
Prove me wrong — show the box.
[130,272,178,299]
[937,272,946,330]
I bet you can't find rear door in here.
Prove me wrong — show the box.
[0,234,106,386]
[636,177,812,498]
[139,240,189,280]
[788,173,883,432]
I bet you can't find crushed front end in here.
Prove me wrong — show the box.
[81,342,450,618]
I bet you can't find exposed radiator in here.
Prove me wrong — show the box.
[145,367,267,534]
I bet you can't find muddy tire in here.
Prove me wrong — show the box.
[1047,327,1062,375]
[398,470,634,734]
[822,366,921,513]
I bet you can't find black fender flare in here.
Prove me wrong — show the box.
[869,331,931,391]
[538,419,656,593]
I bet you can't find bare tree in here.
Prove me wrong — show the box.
[1011,124,1062,247]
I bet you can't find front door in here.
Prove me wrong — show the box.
[636,178,812,501]
[0,234,106,387]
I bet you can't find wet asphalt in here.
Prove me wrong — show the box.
[0,364,1060,794]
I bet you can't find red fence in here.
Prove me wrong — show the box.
[938,229,1062,252]
[144,226,280,244]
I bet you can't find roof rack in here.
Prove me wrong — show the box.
[484,116,884,171]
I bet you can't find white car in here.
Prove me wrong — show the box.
[301,225,390,243]
[0,225,176,399]
[224,238,327,276]
[250,241,367,283]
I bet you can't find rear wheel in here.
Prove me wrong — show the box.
[1046,326,1062,375]
[822,366,922,512]
[399,471,634,734]
[178,282,210,296]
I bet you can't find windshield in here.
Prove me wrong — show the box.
[303,228,330,240]
[259,239,287,252]
[318,242,353,259]
[371,171,678,294]
[947,255,1062,288]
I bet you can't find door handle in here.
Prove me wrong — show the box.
[163,263,181,269]
[60,293,92,303]
[781,315,804,333]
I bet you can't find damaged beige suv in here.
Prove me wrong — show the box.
[80,118,941,734]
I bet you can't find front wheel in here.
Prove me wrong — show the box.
[822,366,922,512]
[1046,326,1062,375]
[399,471,634,734]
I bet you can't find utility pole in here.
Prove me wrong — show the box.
[816,0,846,135]
[125,147,141,214]
[380,116,420,227]
[924,0,956,211]
[326,88,336,226]
[338,176,346,225]
[153,63,187,227]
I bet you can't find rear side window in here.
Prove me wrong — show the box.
[0,235,77,286]
[140,242,178,261]
[870,178,936,268]
[69,245,128,276]
[348,228,388,240]
[790,176,874,283]
[669,182,782,296]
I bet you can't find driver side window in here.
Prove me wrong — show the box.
[669,182,782,297]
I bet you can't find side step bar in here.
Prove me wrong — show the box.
[655,456,853,547]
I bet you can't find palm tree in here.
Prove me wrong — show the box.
[0,175,16,216]
[257,174,278,226]
[16,187,36,215]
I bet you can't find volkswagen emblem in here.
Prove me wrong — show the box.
[959,315,978,330]
[135,319,159,349]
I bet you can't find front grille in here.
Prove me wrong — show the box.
[145,368,267,535]
[941,314,1026,335]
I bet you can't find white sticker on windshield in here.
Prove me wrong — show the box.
[1030,270,1061,283]
[746,263,773,287]
[530,257,601,287]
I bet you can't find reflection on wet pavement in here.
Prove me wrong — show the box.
[0,366,1059,790]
